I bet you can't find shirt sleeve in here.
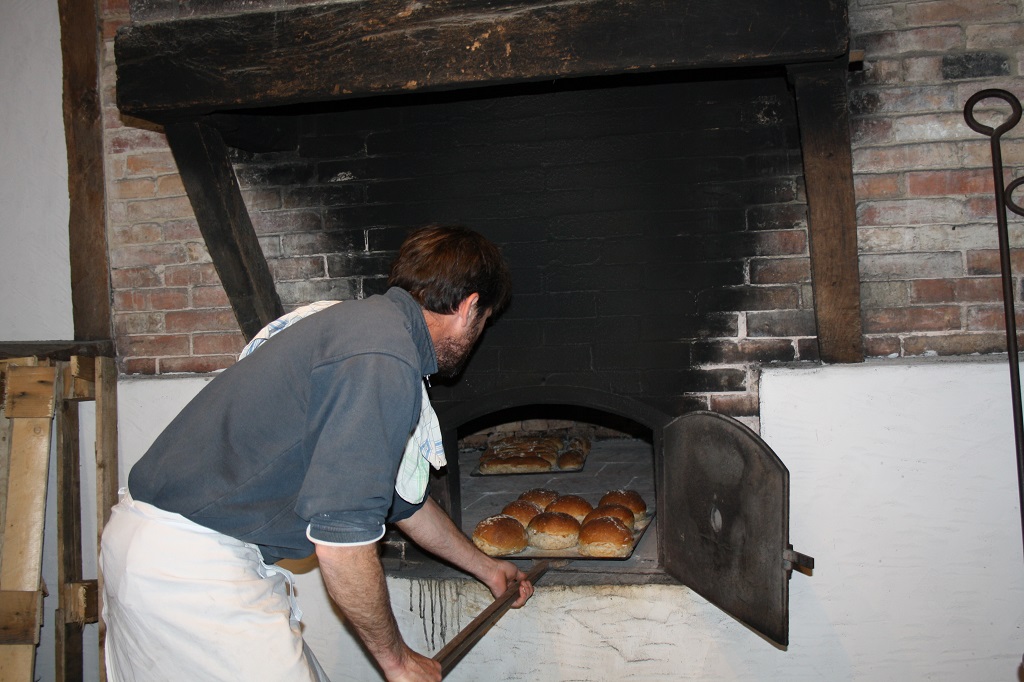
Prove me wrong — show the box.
[298,352,422,545]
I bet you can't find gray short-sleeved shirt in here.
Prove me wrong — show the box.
[128,288,438,563]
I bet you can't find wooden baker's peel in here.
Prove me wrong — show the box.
[432,560,562,676]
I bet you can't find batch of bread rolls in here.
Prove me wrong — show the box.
[477,433,591,475]
[472,488,648,559]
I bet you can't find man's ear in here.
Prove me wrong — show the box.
[455,293,480,326]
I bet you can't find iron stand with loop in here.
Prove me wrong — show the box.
[964,88,1024,559]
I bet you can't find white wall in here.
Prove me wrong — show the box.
[0,3,82,681]
[115,358,1024,682]
[0,0,73,341]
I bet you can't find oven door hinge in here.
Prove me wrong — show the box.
[784,545,814,576]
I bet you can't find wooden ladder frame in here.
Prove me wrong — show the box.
[0,356,119,681]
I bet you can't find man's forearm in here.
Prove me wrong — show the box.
[396,497,491,579]
[395,498,533,609]
[315,543,413,677]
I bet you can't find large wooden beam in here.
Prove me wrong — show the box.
[0,341,115,362]
[115,0,848,119]
[788,60,864,363]
[60,0,112,342]
[165,121,283,340]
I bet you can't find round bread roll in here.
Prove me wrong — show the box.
[501,499,544,527]
[583,503,636,531]
[545,494,593,523]
[526,511,580,550]
[578,517,634,558]
[472,515,528,556]
[478,454,552,475]
[599,489,647,523]
[556,448,586,471]
[518,488,560,508]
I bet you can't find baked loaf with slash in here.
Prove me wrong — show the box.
[578,517,635,558]
[599,489,648,524]
[526,511,581,550]
[583,503,636,531]
[545,494,593,523]
[518,488,559,508]
[501,499,544,527]
[472,515,528,556]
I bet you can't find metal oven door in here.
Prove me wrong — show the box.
[659,410,812,648]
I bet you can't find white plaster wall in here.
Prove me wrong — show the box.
[0,0,73,341]
[0,3,81,681]
[114,358,1024,682]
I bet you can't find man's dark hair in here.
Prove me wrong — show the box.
[387,225,512,315]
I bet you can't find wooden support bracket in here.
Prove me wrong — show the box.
[0,590,45,646]
[60,581,98,626]
[62,357,96,401]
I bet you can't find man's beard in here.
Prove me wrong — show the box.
[434,332,477,379]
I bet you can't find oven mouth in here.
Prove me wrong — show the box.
[457,404,660,578]
[382,395,676,586]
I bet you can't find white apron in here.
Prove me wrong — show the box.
[100,491,330,681]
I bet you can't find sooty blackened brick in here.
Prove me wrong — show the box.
[233,74,811,417]
[942,52,1009,80]
[325,253,393,278]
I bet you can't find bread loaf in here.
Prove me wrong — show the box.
[545,494,593,523]
[526,511,580,550]
[478,454,552,475]
[501,499,544,527]
[583,503,636,531]
[472,515,527,556]
[518,488,560,508]
[578,517,634,558]
[598,489,647,524]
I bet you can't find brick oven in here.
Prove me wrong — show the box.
[113,0,855,647]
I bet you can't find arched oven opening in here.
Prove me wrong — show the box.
[455,403,662,583]
[435,387,673,585]
[382,387,672,583]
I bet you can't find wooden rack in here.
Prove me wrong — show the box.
[0,356,119,681]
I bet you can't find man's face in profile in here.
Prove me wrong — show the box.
[434,307,490,379]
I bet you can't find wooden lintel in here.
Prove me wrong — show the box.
[0,341,115,362]
[165,120,284,340]
[788,60,865,363]
[0,590,45,645]
[115,0,848,119]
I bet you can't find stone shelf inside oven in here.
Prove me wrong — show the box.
[459,437,659,574]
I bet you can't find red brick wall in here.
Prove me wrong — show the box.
[99,1,1024,386]
[849,0,1024,357]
